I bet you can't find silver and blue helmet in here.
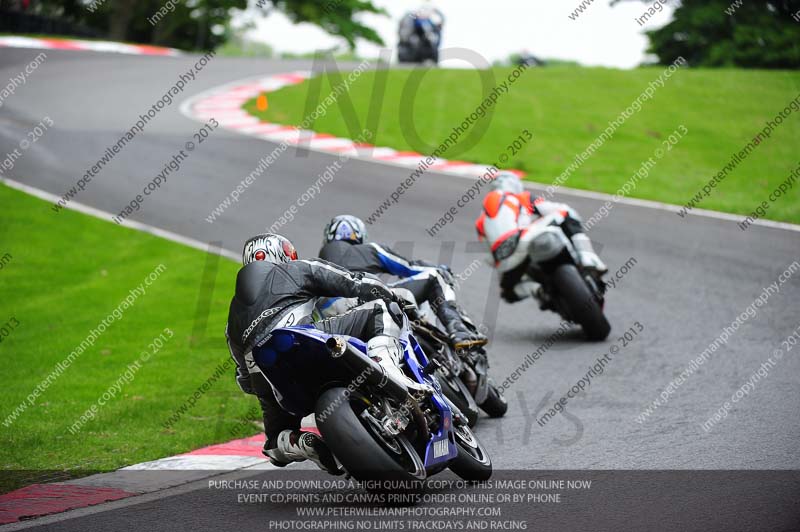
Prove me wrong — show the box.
[323,215,368,245]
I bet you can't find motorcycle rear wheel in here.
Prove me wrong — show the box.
[479,384,508,418]
[554,264,611,341]
[315,387,426,482]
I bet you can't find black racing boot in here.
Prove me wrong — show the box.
[438,302,488,351]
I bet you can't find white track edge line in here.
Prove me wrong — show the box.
[1,177,240,261]
[180,72,800,234]
[519,181,800,232]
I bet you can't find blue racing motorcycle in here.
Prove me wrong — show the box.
[398,10,442,64]
[252,305,492,482]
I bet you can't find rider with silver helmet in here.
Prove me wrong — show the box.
[475,172,607,303]
[225,233,428,473]
[318,215,487,351]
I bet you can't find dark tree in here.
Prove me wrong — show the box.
[616,0,800,68]
[262,0,385,48]
[5,0,385,51]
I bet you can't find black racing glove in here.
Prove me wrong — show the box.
[411,258,438,268]
[437,265,456,287]
[357,278,397,306]
[235,365,255,395]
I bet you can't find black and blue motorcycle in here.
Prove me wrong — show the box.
[253,306,492,483]
[398,10,443,64]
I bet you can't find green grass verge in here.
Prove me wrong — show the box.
[0,184,259,492]
[245,66,800,223]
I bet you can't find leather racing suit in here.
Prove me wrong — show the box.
[225,258,400,447]
[317,240,485,349]
[475,190,604,303]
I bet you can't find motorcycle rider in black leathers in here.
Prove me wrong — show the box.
[317,215,487,351]
[398,3,445,63]
[226,233,430,473]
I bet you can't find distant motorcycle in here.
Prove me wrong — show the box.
[515,52,546,67]
[494,212,611,340]
[253,305,492,482]
[398,10,442,64]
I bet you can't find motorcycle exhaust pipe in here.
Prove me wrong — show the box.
[326,336,410,404]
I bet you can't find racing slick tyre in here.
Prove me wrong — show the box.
[316,387,426,483]
[448,423,492,481]
[479,384,508,418]
[554,264,611,341]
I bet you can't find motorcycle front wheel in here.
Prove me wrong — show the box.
[448,423,492,481]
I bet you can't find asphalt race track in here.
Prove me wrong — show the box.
[1,48,799,530]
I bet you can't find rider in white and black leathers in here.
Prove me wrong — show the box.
[226,233,428,473]
[475,172,607,303]
[317,215,487,351]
